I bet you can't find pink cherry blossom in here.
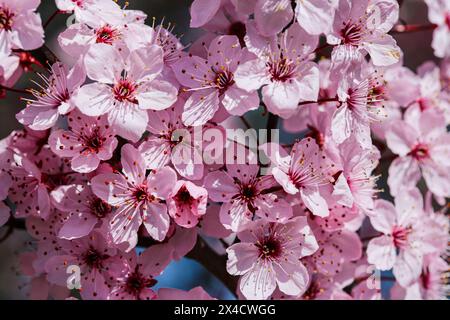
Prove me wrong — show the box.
[425,0,450,58]
[172,35,259,126]
[0,0,44,51]
[55,0,124,26]
[74,43,178,142]
[49,110,117,173]
[235,23,319,118]
[204,152,293,232]
[52,184,113,239]
[262,138,334,217]
[327,0,401,69]
[91,144,177,251]
[109,245,173,300]
[167,180,207,228]
[44,230,126,299]
[366,188,439,287]
[16,62,86,130]
[385,109,450,198]
[226,217,318,300]
[331,136,380,214]
[331,64,387,148]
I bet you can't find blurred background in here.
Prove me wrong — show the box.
[0,0,440,299]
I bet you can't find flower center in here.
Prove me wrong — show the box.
[267,57,296,82]
[341,21,363,46]
[125,269,157,297]
[82,248,108,269]
[256,237,282,260]
[446,13,450,29]
[95,25,121,45]
[113,79,137,103]
[392,225,412,249]
[240,184,257,201]
[175,186,193,204]
[213,68,235,94]
[89,197,112,218]
[409,143,429,161]
[81,128,105,153]
[132,185,151,203]
[0,6,14,31]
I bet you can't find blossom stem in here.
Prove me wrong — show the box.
[43,10,62,29]
[390,23,438,34]
[298,97,339,106]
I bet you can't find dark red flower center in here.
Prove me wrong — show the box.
[0,6,14,31]
[175,186,193,205]
[256,236,282,260]
[409,143,429,161]
[446,13,450,29]
[125,269,157,298]
[132,185,152,203]
[392,225,412,249]
[267,57,296,82]
[95,25,121,45]
[303,280,321,300]
[113,79,137,103]
[213,68,235,94]
[82,247,109,269]
[341,21,363,46]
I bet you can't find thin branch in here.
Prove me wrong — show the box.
[390,23,437,35]
[44,10,62,29]
[298,97,339,106]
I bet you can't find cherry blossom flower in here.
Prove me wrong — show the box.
[327,0,401,69]
[204,153,293,232]
[16,62,86,131]
[235,23,319,118]
[58,5,152,60]
[391,253,449,300]
[74,43,178,142]
[330,136,380,214]
[52,184,113,239]
[226,217,318,300]
[108,246,173,300]
[44,231,126,300]
[424,0,450,58]
[49,110,117,173]
[172,35,259,126]
[262,138,334,217]
[55,0,124,26]
[331,65,387,148]
[167,180,207,228]
[385,109,450,198]
[91,144,177,251]
[366,188,439,287]
[0,0,44,51]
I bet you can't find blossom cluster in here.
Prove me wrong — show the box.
[0,0,448,300]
